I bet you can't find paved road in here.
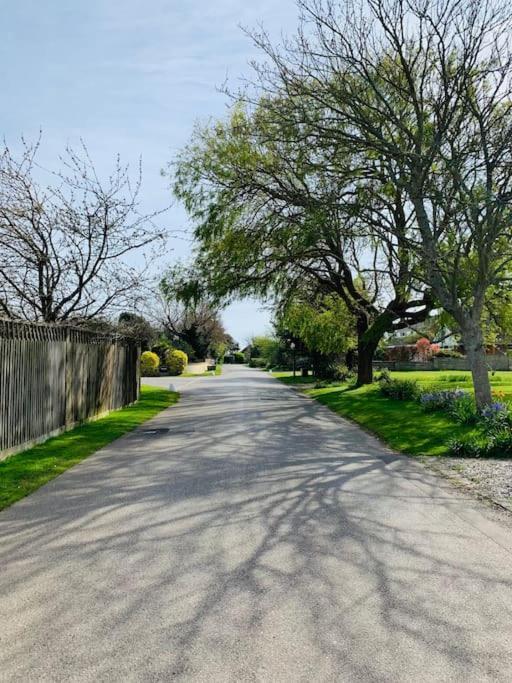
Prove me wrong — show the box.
[2,365,512,681]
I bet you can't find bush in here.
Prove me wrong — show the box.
[419,389,469,413]
[479,402,511,433]
[384,345,416,362]
[487,429,512,457]
[380,378,420,400]
[448,395,478,425]
[233,351,245,364]
[375,368,391,383]
[434,349,464,359]
[151,341,172,365]
[449,434,489,458]
[248,358,267,368]
[319,362,354,382]
[165,349,188,375]
[442,374,468,383]
[140,351,160,377]
[449,429,512,458]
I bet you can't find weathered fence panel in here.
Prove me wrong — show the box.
[0,319,140,458]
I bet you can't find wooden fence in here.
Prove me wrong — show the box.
[0,319,140,458]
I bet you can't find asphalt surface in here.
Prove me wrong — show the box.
[2,365,512,681]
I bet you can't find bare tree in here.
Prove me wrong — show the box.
[157,264,230,360]
[0,138,165,323]
[247,0,512,407]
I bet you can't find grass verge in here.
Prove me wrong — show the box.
[306,383,477,456]
[272,369,503,457]
[271,370,318,385]
[0,384,179,511]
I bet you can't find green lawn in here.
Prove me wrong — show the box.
[307,383,478,456]
[273,369,512,457]
[271,370,319,385]
[390,370,512,396]
[0,385,179,511]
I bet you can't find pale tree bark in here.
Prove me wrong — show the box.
[460,321,492,410]
[246,0,512,406]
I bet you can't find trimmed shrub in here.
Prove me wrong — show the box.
[165,349,188,376]
[140,351,160,377]
[380,378,420,400]
[325,363,354,382]
[233,351,245,364]
[441,374,468,383]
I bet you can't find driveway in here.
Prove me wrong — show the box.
[1,365,512,681]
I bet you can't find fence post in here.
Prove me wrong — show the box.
[64,327,73,427]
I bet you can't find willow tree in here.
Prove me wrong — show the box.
[173,100,431,384]
[276,292,356,377]
[250,0,512,407]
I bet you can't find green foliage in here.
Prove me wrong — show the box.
[434,349,463,359]
[448,434,489,458]
[374,368,391,383]
[487,430,512,457]
[248,358,267,368]
[118,312,157,350]
[449,430,512,458]
[380,379,420,400]
[165,348,188,375]
[233,351,245,363]
[279,295,355,357]
[210,340,228,361]
[249,335,282,367]
[324,363,354,382]
[140,351,160,376]
[448,395,478,425]
[0,386,179,511]
[307,383,476,457]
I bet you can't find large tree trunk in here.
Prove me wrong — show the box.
[461,322,492,409]
[355,312,394,386]
[357,336,378,385]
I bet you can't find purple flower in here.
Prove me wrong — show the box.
[481,402,508,417]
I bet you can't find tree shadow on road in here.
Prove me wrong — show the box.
[1,374,512,680]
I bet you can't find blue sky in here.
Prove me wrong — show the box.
[1,0,299,344]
